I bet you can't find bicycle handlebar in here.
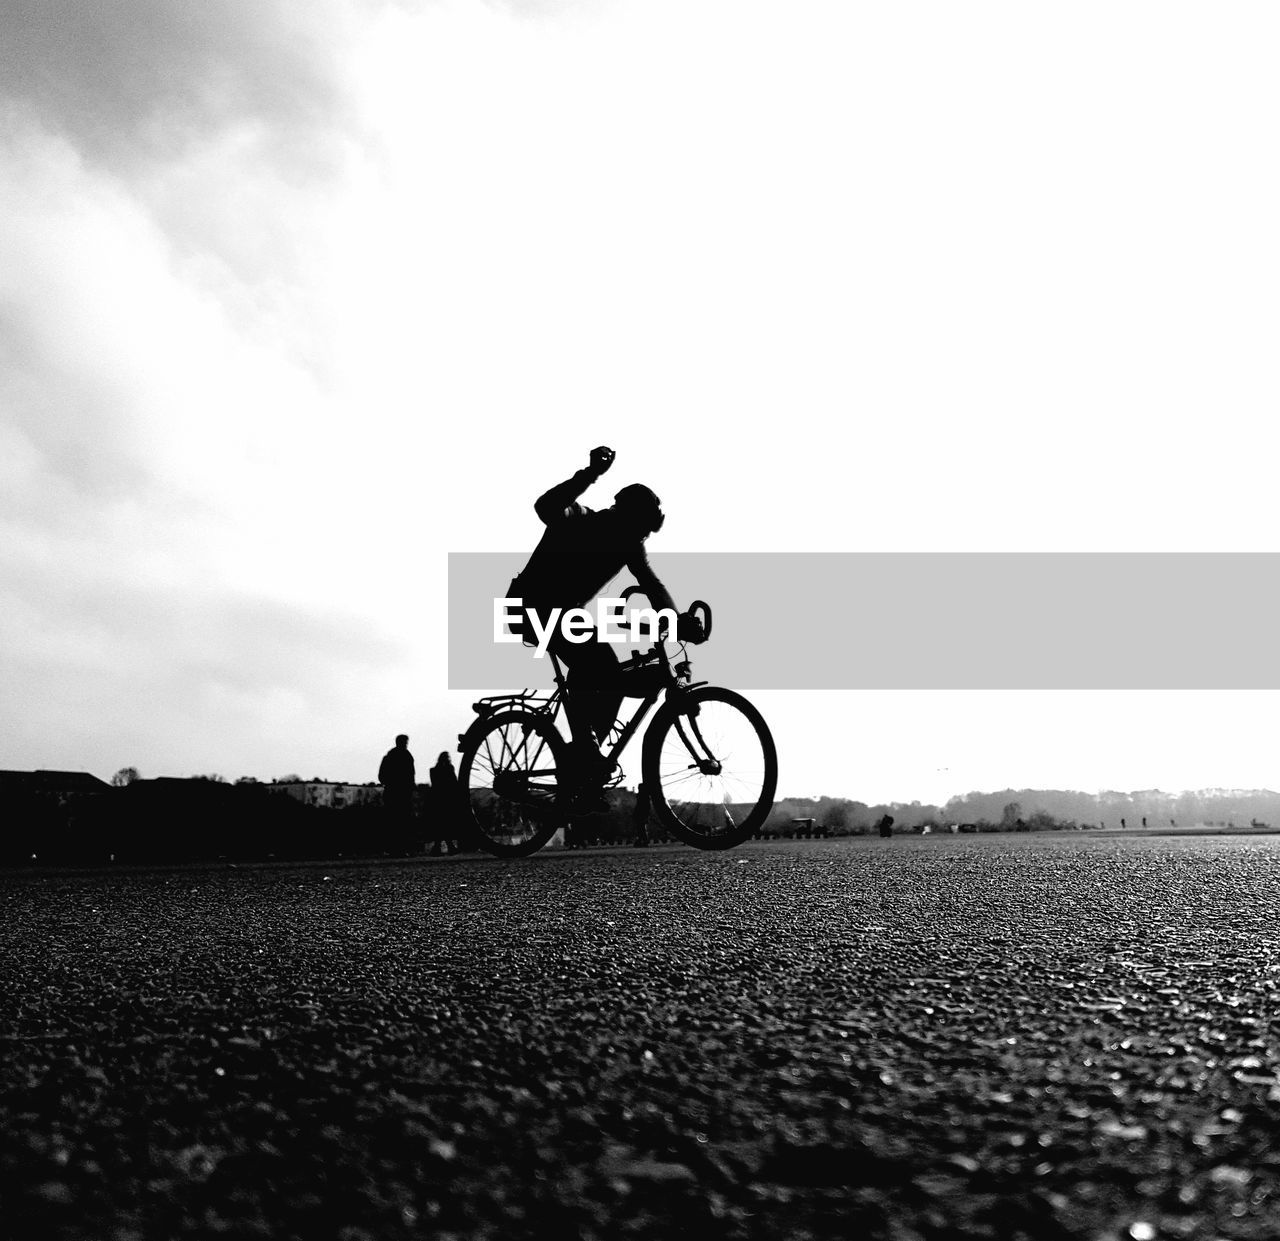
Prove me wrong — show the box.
[688,599,712,641]
[617,587,713,645]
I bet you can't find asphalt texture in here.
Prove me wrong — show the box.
[3,834,1280,1241]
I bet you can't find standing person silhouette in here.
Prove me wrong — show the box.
[428,751,462,856]
[378,734,416,854]
[507,447,705,799]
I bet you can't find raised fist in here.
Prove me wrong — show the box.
[589,446,616,473]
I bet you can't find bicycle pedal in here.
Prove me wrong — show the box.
[582,755,617,782]
[561,790,611,816]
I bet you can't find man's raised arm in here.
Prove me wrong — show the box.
[628,546,678,616]
[534,446,615,524]
[628,547,707,644]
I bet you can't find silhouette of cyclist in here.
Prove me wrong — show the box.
[507,446,705,787]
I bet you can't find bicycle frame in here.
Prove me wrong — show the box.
[458,595,775,853]
[467,631,702,777]
[592,676,663,770]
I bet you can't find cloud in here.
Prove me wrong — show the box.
[1,135,175,504]
[0,0,395,351]
[4,550,403,691]
[4,0,1280,794]
[0,0,416,779]
[0,0,385,509]
[0,0,370,175]
[1,534,410,775]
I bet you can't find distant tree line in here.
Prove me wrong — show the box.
[944,787,1280,830]
[756,787,1280,835]
[755,796,1079,835]
[7,778,1279,866]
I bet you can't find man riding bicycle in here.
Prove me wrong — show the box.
[507,447,706,794]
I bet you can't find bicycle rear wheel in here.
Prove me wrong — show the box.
[641,686,777,850]
[457,710,568,857]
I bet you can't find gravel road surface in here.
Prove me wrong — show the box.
[3,834,1280,1240]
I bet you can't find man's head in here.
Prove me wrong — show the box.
[395,734,409,747]
[612,483,665,536]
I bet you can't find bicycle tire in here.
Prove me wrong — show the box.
[641,686,777,850]
[457,710,568,858]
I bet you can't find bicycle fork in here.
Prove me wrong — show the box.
[670,710,723,778]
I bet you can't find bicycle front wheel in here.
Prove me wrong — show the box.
[457,710,568,858]
[641,687,777,850]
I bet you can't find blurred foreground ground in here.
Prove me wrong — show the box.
[3,834,1280,1240]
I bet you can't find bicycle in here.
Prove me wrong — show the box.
[455,597,777,857]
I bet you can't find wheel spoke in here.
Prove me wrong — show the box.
[460,712,566,857]
[644,690,776,848]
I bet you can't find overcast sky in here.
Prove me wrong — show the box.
[3,1,1278,803]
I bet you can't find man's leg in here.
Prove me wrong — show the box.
[549,626,623,753]
[385,789,415,855]
[547,628,622,815]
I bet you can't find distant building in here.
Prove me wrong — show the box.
[267,780,384,810]
[0,770,110,806]
[0,772,111,857]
